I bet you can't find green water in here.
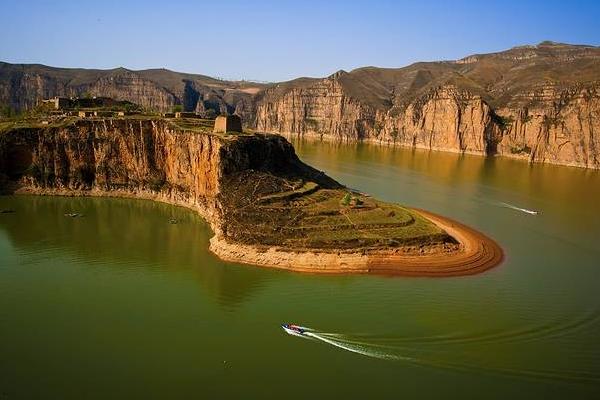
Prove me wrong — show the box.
[1,141,600,399]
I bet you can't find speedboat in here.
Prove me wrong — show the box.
[282,324,307,337]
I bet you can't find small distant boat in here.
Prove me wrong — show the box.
[282,324,308,337]
[64,213,81,218]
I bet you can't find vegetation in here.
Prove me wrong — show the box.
[510,144,532,154]
[543,115,563,129]
[148,175,167,192]
[203,109,217,119]
[221,172,453,251]
[172,105,183,113]
[0,104,18,118]
[494,114,514,131]
[341,192,352,206]
[305,118,319,130]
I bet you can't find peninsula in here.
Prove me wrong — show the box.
[0,112,502,276]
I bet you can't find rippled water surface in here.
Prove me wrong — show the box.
[1,140,600,399]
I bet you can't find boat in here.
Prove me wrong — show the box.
[281,324,307,337]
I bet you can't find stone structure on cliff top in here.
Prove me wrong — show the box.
[213,115,243,133]
[2,41,600,168]
[0,118,502,275]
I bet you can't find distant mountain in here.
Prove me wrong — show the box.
[2,41,600,168]
[256,41,600,168]
[0,62,268,119]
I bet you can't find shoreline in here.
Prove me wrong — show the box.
[7,188,503,277]
[210,207,503,277]
[277,131,596,170]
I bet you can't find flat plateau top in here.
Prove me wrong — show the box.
[0,116,254,138]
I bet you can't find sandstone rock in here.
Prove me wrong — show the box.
[3,41,600,168]
[213,115,243,133]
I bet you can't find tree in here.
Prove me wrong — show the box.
[0,103,16,118]
[341,192,352,206]
[172,104,183,113]
[203,109,217,119]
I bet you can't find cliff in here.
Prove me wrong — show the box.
[0,119,325,235]
[0,63,264,119]
[3,42,597,168]
[254,42,600,168]
[0,118,502,275]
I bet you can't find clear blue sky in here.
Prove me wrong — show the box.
[1,0,599,82]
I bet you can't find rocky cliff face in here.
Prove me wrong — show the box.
[254,42,600,168]
[2,41,600,168]
[256,80,503,155]
[495,84,600,168]
[255,75,377,141]
[0,120,324,236]
[0,63,264,119]
[0,118,504,276]
[382,87,502,155]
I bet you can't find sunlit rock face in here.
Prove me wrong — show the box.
[254,42,600,168]
[3,41,600,168]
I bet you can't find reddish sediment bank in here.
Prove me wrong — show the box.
[210,208,503,277]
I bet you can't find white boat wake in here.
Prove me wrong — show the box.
[305,331,413,361]
[496,202,539,215]
[283,326,411,361]
[282,325,600,383]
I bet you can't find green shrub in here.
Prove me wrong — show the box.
[494,114,514,131]
[510,145,532,154]
[149,175,167,192]
[341,192,352,206]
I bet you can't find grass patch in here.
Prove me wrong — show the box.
[221,173,451,251]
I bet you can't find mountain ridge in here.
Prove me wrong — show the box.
[2,41,600,168]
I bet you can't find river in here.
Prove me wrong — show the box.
[1,139,599,399]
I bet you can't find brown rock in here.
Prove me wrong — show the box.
[213,115,243,133]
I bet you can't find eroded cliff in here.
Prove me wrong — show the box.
[3,42,596,168]
[254,42,600,168]
[0,63,263,119]
[0,119,325,235]
[0,118,503,275]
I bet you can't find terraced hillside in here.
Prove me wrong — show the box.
[220,170,454,252]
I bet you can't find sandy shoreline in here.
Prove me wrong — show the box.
[9,188,503,277]
[210,207,503,277]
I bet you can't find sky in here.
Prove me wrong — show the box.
[1,0,599,82]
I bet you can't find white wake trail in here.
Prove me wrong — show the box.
[304,331,412,361]
[496,202,539,215]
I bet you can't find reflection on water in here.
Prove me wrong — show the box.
[292,139,600,252]
[1,140,600,399]
[0,195,270,309]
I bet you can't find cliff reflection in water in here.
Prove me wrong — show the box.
[0,195,270,309]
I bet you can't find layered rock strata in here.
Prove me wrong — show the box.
[0,118,503,276]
